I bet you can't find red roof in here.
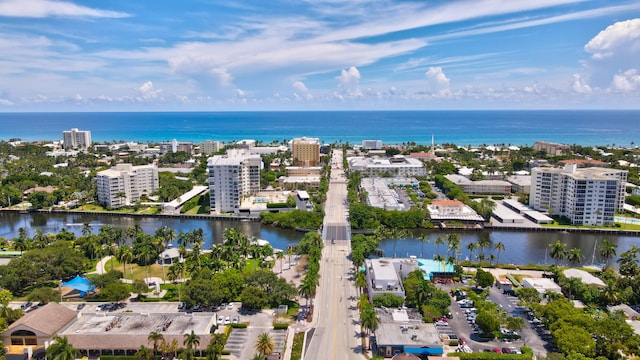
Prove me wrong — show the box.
[432,199,464,206]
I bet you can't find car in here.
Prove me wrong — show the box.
[232,316,239,324]
[501,348,513,354]
[227,303,234,310]
[20,302,32,310]
[209,324,217,333]
[76,303,85,310]
[217,315,224,324]
[446,312,453,319]
[331,238,335,244]
[178,302,186,310]
[224,316,231,325]
[492,348,502,353]
[510,347,522,354]
[192,304,202,312]
[435,320,448,326]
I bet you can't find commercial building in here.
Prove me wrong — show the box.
[96,164,159,208]
[348,155,426,177]
[208,149,262,213]
[360,178,407,210]
[362,140,383,150]
[198,140,222,154]
[427,200,484,223]
[444,174,512,195]
[533,141,570,155]
[374,309,443,358]
[236,139,256,150]
[529,165,627,225]
[291,137,320,166]
[62,128,91,150]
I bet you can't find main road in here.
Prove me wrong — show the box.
[304,149,365,360]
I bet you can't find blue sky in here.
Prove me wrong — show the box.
[1,0,640,110]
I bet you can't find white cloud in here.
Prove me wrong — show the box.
[572,73,592,93]
[0,98,13,105]
[292,81,312,100]
[582,19,640,89]
[612,69,640,92]
[337,66,361,97]
[585,19,640,59]
[0,0,130,18]
[425,67,450,94]
[293,81,308,93]
[138,81,162,101]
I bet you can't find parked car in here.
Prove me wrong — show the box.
[224,316,231,325]
[20,302,32,310]
[501,348,513,354]
[232,316,239,324]
[178,302,186,310]
[227,303,234,310]
[217,315,224,324]
[76,303,85,311]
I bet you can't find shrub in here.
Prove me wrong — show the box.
[229,323,248,328]
[273,323,289,330]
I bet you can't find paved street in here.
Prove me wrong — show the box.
[305,149,365,360]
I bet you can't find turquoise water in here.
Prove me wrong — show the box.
[418,259,455,274]
[1,110,639,146]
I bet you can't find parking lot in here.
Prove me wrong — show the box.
[433,285,542,355]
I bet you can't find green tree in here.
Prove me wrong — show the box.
[493,242,505,266]
[554,325,596,358]
[148,331,164,356]
[255,332,275,356]
[475,310,500,334]
[240,286,268,310]
[46,336,78,360]
[183,330,201,351]
[618,246,640,278]
[599,238,617,265]
[101,281,131,302]
[549,240,567,266]
[475,268,494,288]
[135,345,154,360]
[566,247,584,266]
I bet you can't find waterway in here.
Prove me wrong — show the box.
[1,213,639,266]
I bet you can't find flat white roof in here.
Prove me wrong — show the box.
[563,268,606,287]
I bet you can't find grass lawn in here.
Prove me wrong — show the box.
[183,205,210,214]
[74,204,106,212]
[105,258,167,281]
[290,332,304,360]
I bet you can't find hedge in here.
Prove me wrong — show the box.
[229,323,248,328]
[273,323,289,330]
[266,203,288,208]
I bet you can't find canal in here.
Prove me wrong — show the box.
[1,212,639,266]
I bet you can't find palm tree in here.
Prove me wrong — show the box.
[135,345,154,360]
[360,308,379,349]
[434,237,445,258]
[118,245,134,280]
[466,242,478,266]
[183,330,200,351]
[599,239,617,265]
[354,271,367,295]
[81,222,92,237]
[255,332,275,356]
[286,247,294,268]
[204,333,225,360]
[566,247,584,266]
[549,240,567,266]
[494,242,505,266]
[477,234,492,259]
[275,251,285,273]
[46,336,78,360]
[418,234,429,258]
[148,331,164,355]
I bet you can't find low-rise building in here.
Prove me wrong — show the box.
[362,140,383,150]
[374,308,443,358]
[522,278,562,298]
[444,174,511,195]
[533,141,570,155]
[160,139,193,154]
[348,156,426,177]
[507,175,531,194]
[428,200,484,223]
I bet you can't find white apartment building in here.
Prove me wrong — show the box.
[62,128,92,150]
[361,140,383,150]
[529,165,627,225]
[208,150,262,213]
[199,140,222,155]
[96,164,159,208]
[348,155,426,177]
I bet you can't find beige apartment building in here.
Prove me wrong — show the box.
[291,137,320,166]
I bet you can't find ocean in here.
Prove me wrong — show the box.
[0,110,638,146]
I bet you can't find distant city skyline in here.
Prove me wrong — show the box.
[1,0,639,111]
